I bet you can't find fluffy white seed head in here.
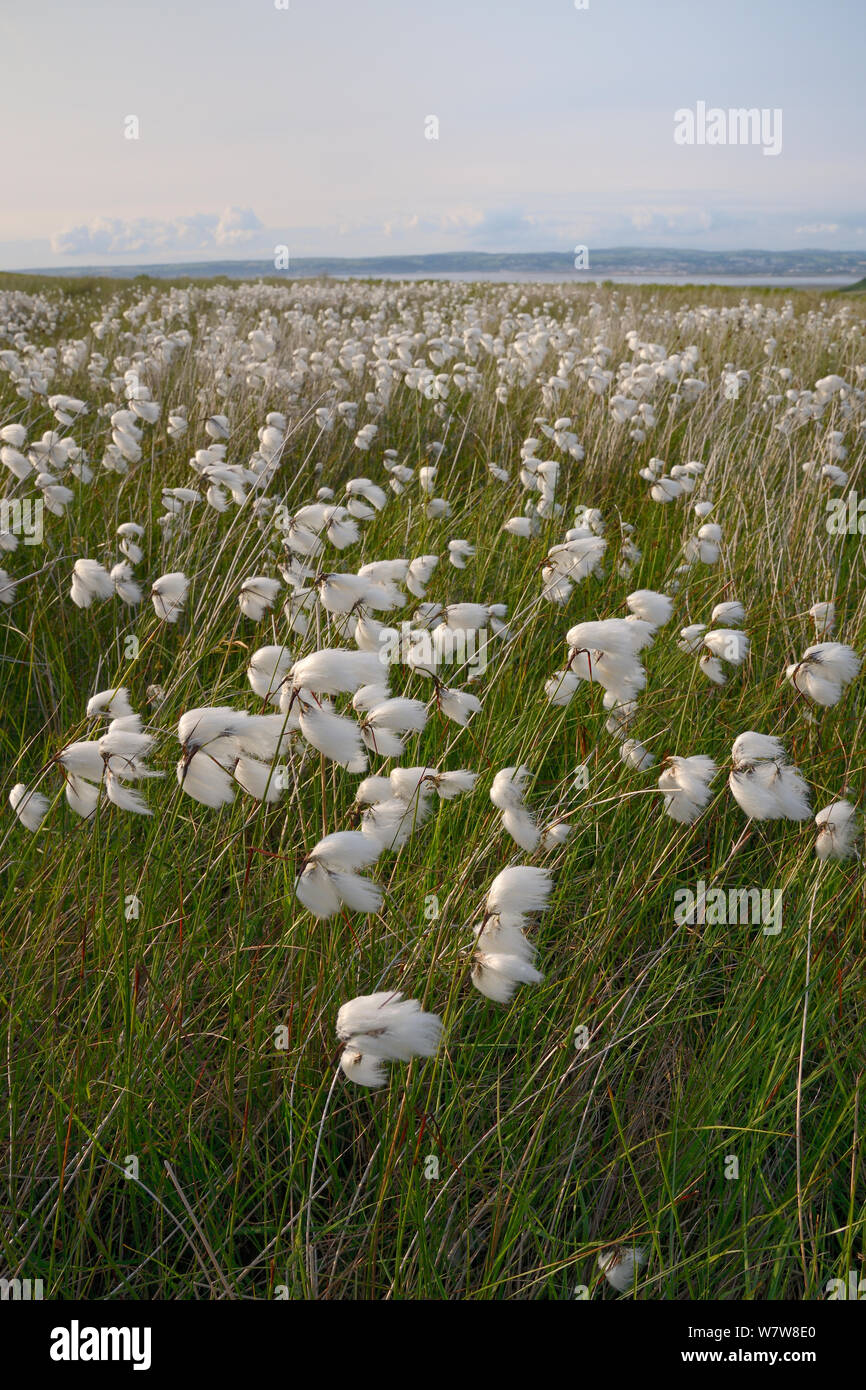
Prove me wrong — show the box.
[9,783,50,832]
[814,800,859,860]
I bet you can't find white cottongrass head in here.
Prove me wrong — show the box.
[290,648,386,696]
[437,685,482,726]
[728,732,811,822]
[151,571,189,623]
[785,643,861,708]
[86,687,136,720]
[710,600,745,627]
[337,991,443,1088]
[490,765,539,851]
[239,575,281,621]
[597,1245,647,1293]
[295,699,367,771]
[699,629,750,686]
[658,755,717,824]
[248,645,293,705]
[809,601,835,637]
[621,738,656,772]
[358,696,428,759]
[70,559,114,608]
[814,800,859,861]
[625,589,673,629]
[9,783,50,832]
[295,831,383,919]
[472,865,553,1002]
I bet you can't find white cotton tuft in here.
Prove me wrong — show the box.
[703,629,750,666]
[710,600,745,627]
[388,765,437,802]
[178,706,246,756]
[448,539,475,569]
[151,571,189,623]
[329,869,384,914]
[598,1246,647,1293]
[177,752,236,808]
[406,554,438,598]
[433,769,477,800]
[438,686,481,726]
[297,702,367,769]
[70,559,114,608]
[352,682,390,712]
[294,863,342,918]
[233,756,284,802]
[104,772,152,815]
[728,734,811,821]
[355,774,393,805]
[471,952,543,1003]
[65,774,100,819]
[9,783,50,832]
[502,807,540,850]
[309,830,382,872]
[87,687,135,720]
[678,624,707,654]
[490,765,532,812]
[786,643,860,707]
[809,601,835,637]
[359,796,428,851]
[110,562,142,606]
[490,766,539,850]
[339,1048,387,1088]
[731,731,785,764]
[248,645,293,704]
[625,589,673,629]
[486,866,553,919]
[296,833,383,918]
[545,670,581,706]
[291,648,386,695]
[57,740,105,780]
[814,800,859,860]
[360,697,428,757]
[239,575,281,621]
[570,648,646,703]
[658,755,717,824]
[336,992,443,1087]
[541,820,573,850]
[620,739,656,771]
[699,654,727,685]
[566,618,654,658]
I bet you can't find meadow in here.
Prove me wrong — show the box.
[0,272,863,1300]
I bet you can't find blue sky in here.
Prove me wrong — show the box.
[1,0,864,267]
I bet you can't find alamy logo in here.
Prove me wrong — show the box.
[826,493,866,534]
[0,1276,43,1299]
[674,879,782,935]
[379,622,488,677]
[50,1320,152,1371]
[825,1271,866,1299]
[674,102,782,157]
[0,497,43,544]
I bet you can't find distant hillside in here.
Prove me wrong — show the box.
[12,248,866,281]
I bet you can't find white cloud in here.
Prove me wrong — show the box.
[50,207,263,256]
[382,209,484,238]
[794,222,840,236]
[214,207,263,247]
[629,206,713,234]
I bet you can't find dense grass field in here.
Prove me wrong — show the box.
[0,272,864,1300]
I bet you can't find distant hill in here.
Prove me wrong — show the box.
[10,248,866,282]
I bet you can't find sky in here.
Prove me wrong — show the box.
[1,0,864,268]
